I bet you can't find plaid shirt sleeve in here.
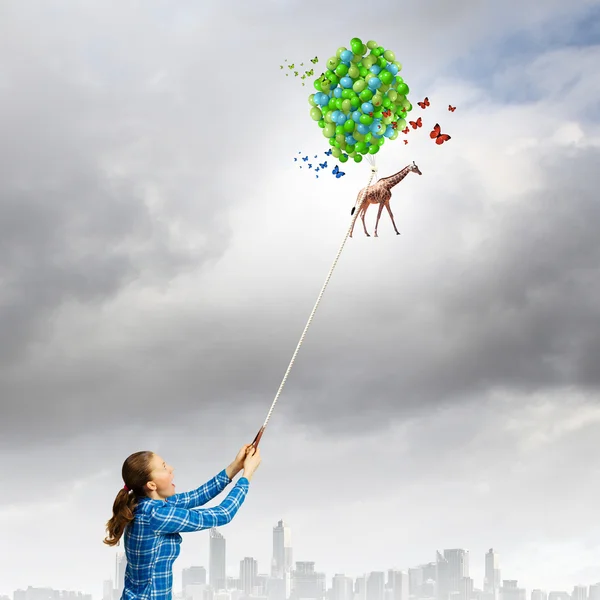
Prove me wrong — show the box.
[166,469,232,509]
[148,477,250,534]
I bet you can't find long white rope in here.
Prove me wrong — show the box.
[252,159,378,445]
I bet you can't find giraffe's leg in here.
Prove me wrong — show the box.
[361,202,371,236]
[374,202,385,237]
[385,201,400,235]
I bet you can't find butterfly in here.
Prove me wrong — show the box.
[403,139,408,144]
[280,65,284,69]
[409,117,422,129]
[305,69,314,77]
[324,149,332,156]
[448,105,456,112]
[402,127,409,134]
[294,71,298,77]
[319,161,328,169]
[308,164,312,168]
[430,123,451,145]
[288,64,295,70]
[302,156,308,161]
[417,97,430,109]
[310,57,319,64]
[332,165,345,178]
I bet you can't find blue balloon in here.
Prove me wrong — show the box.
[340,76,353,89]
[369,65,381,75]
[341,50,354,62]
[317,92,329,106]
[384,125,394,137]
[368,77,382,90]
[361,102,374,114]
[352,110,362,123]
[369,122,380,134]
[345,134,357,145]
[333,87,343,98]
[357,123,369,135]
[387,64,399,76]
[337,113,347,124]
[331,110,341,123]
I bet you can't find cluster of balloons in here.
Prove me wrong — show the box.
[308,38,411,163]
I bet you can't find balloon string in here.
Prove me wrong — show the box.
[252,161,378,447]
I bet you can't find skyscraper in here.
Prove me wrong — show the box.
[387,570,409,600]
[484,550,501,598]
[367,572,385,600]
[115,553,127,600]
[332,575,354,600]
[436,550,469,600]
[272,519,293,578]
[240,557,259,595]
[291,562,326,600]
[183,567,207,590]
[209,528,227,591]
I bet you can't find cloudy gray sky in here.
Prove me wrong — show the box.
[1,0,600,598]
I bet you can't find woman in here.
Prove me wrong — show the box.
[104,444,261,600]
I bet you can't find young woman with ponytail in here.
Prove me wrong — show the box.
[104,444,261,599]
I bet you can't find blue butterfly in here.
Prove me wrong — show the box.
[294,157,297,161]
[319,161,327,169]
[324,149,332,156]
[308,163,312,168]
[302,156,308,162]
[332,165,345,178]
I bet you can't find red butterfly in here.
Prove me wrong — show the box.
[391,121,398,130]
[403,139,408,145]
[402,127,409,134]
[448,105,456,112]
[417,97,430,109]
[409,117,422,129]
[430,123,451,145]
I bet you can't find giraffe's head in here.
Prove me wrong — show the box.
[410,161,422,175]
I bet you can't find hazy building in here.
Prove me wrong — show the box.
[367,572,385,600]
[273,520,293,578]
[436,550,469,600]
[484,550,501,598]
[240,557,259,596]
[572,587,588,600]
[387,570,409,600]
[115,553,127,599]
[408,568,424,598]
[102,580,113,600]
[291,562,326,600]
[531,590,547,600]
[332,575,354,600]
[588,585,600,600]
[500,581,526,600]
[210,528,227,590]
[184,568,208,592]
[548,593,570,600]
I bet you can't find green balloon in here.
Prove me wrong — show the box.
[394,61,402,71]
[310,107,322,121]
[339,153,349,163]
[325,111,334,123]
[377,136,385,146]
[372,48,382,57]
[335,63,349,77]
[353,79,366,93]
[387,89,398,102]
[350,37,363,53]
[350,96,360,109]
[308,94,317,106]
[367,40,378,49]
[355,141,367,153]
[324,123,335,137]
[327,72,340,85]
[377,46,385,54]
[346,143,355,154]
[359,114,373,125]
[364,132,372,143]
[372,94,382,107]
[368,144,379,154]
[362,55,376,68]
[383,50,395,62]
[342,99,352,113]
[390,130,398,140]
[382,97,392,108]
[328,97,337,109]
[314,79,322,91]
[353,131,365,142]
[348,64,359,78]
[336,47,347,58]
[374,110,383,120]
[395,118,406,130]
[318,119,326,128]
[327,56,340,70]
[341,89,352,99]
[379,70,393,85]
[332,147,341,157]
[354,153,363,163]
[335,125,344,135]
[359,66,369,77]
[329,138,336,146]
[351,53,363,62]
[335,97,343,109]
[359,89,373,101]
[343,119,355,132]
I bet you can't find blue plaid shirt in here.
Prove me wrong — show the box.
[121,469,249,600]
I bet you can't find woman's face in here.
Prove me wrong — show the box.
[146,453,176,499]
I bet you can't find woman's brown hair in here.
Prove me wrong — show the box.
[103,450,155,547]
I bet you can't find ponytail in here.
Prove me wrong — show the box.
[103,450,154,546]
[103,488,138,546]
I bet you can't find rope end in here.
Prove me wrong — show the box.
[370,165,378,173]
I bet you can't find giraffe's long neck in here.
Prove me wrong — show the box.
[379,165,411,191]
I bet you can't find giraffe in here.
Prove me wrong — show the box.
[349,161,422,238]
